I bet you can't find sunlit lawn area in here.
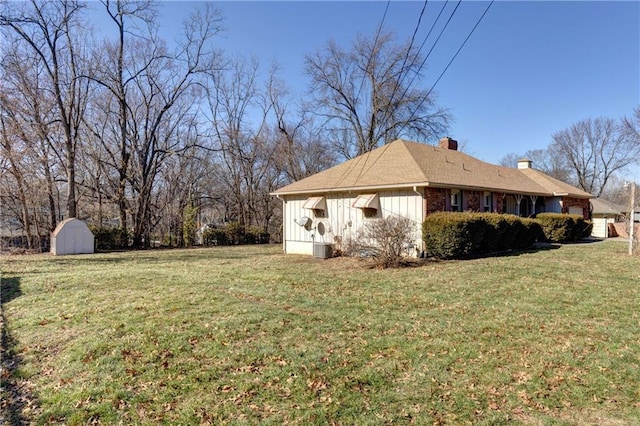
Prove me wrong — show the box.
[2,241,639,424]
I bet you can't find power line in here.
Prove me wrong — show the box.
[399,0,494,138]
[380,0,454,144]
[352,1,462,187]
[378,0,432,143]
[353,0,391,106]
[427,0,494,100]
[334,0,391,188]
[413,1,462,87]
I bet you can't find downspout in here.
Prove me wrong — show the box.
[276,194,286,253]
[413,186,424,257]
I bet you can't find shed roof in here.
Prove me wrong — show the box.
[272,139,593,198]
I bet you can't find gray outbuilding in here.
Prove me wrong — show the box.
[50,218,95,255]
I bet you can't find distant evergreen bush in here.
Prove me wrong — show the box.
[92,227,129,250]
[202,223,269,246]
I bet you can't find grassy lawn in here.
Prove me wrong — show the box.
[1,241,640,424]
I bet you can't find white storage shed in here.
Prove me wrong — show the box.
[50,218,95,255]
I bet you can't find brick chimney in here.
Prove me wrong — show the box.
[439,137,458,151]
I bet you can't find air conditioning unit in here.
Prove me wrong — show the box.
[313,243,333,259]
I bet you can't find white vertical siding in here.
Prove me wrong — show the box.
[282,189,425,256]
[377,189,424,254]
[283,195,314,254]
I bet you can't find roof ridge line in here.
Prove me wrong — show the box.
[399,139,434,182]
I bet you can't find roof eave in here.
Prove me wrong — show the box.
[273,182,562,198]
[271,182,430,196]
[554,191,594,198]
[271,182,592,199]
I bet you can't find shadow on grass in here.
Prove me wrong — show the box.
[1,275,37,425]
[448,237,610,262]
[91,244,281,262]
[424,242,564,263]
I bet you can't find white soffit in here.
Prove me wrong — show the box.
[352,193,380,210]
[302,196,327,210]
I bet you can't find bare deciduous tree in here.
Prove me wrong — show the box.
[551,116,640,197]
[87,2,223,247]
[267,69,335,183]
[84,0,160,231]
[499,146,571,183]
[1,37,63,243]
[305,31,450,159]
[621,106,640,144]
[1,0,91,218]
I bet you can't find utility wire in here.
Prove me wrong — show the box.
[398,0,494,138]
[353,1,462,186]
[379,0,451,144]
[353,0,391,106]
[378,0,430,143]
[399,0,461,111]
[406,0,429,61]
[334,0,390,188]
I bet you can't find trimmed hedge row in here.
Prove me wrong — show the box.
[422,212,542,259]
[422,212,594,259]
[536,213,592,243]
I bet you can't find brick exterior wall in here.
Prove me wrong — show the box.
[562,197,590,219]
[421,188,590,221]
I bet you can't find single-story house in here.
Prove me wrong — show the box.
[271,138,593,256]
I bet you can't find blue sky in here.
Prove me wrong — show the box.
[88,1,640,179]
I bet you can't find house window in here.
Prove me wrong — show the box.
[483,192,492,212]
[362,208,378,219]
[312,209,325,218]
[451,190,461,212]
[353,194,380,219]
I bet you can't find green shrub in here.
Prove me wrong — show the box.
[422,212,479,259]
[182,203,198,246]
[91,227,129,250]
[202,227,228,246]
[536,213,572,242]
[422,212,541,259]
[536,213,591,242]
[479,214,510,252]
[244,226,270,244]
[572,216,593,241]
[201,224,269,246]
[225,222,245,245]
[520,218,544,249]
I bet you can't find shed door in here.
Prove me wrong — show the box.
[591,218,608,238]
